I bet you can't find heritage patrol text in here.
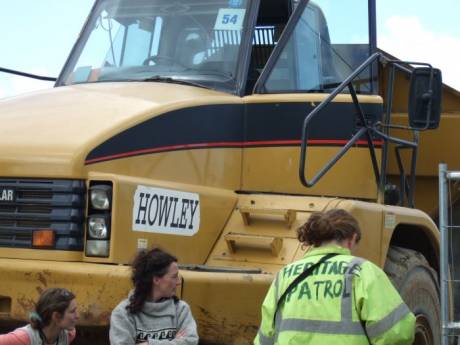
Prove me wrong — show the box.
[282,260,362,301]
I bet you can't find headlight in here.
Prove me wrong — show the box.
[86,182,112,258]
[88,216,109,239]
[86,240,109,257]
[90,185,112,210]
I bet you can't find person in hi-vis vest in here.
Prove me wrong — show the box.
[254,209,415,345]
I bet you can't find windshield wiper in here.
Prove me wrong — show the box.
[184,68,234,81]
[141,75,209,89]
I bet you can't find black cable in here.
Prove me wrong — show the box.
[0,67,56,81]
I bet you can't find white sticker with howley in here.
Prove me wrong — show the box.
[132,185,200,236]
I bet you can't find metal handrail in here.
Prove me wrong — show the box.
[299,52,381,187]
[298,52,433,210]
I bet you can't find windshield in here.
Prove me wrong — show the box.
[58,0,251,93]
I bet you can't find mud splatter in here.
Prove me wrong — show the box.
[36,272,48,287]
[16,296,35,315]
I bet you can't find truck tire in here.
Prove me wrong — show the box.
[383,246,440,345]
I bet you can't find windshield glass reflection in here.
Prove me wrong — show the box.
[60,0,250,93]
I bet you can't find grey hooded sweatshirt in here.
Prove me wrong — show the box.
[109,297,198,345]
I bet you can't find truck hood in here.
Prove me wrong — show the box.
[0,82,238,177]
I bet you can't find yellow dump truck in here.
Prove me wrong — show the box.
[1,0,459,344]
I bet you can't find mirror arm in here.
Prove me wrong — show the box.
[375,121,427,132]
[372,127,418,148]
[394,145,408,206]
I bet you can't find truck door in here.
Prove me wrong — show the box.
[242,0,382,200]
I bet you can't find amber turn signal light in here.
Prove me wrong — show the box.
[32,229,55,248]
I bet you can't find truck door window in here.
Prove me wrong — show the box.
[244,0,289,95]
[260,0,373,94]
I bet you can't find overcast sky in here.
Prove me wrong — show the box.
[0,0,459,98]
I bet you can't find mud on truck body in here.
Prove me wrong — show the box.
[1,0,459,344]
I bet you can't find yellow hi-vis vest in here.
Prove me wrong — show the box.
[254,245,415,345]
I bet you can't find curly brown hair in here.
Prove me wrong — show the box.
[297,209,361,247]
[126,248,177,314]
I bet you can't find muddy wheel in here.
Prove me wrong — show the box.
[384,246,440,345]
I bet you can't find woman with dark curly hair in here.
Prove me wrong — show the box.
[255,209,415,345]
[0,288,78,345]
[109,248,198,345]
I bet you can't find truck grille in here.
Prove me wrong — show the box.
[0,179,86,250]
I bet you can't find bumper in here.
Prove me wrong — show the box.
[0,258,132,325]
[0,258,272,343]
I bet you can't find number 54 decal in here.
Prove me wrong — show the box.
[222,14,238,25]
[214,8,246,30]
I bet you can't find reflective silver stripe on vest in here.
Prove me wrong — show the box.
[258,274,280,345]
[257,330,275,345]
[341,257,366,321]
[274,303,283,344]
[274,272,280,301]
[279,318,367,335]
[366,302,411,338]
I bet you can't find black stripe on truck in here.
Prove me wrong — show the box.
[86,102,383,164]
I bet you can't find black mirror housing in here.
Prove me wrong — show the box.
[408,67,442,130]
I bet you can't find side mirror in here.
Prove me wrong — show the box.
[408,67,442,130]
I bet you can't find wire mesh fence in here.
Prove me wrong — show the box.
[439,164,460,345]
